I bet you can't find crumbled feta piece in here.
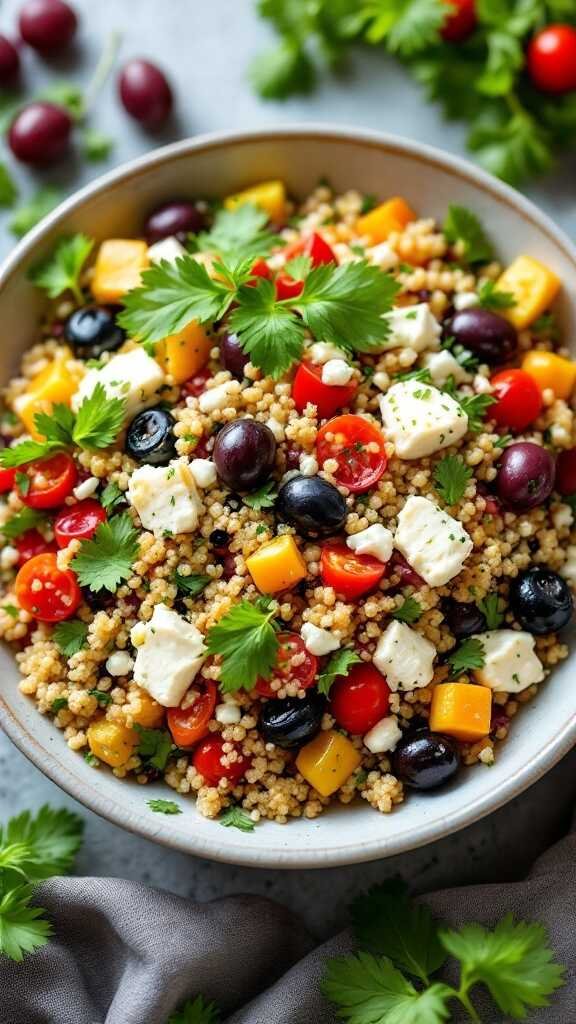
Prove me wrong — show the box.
[373,620,436,692]
[366,242,399,271]
[266,417,285,442]
[379,380,468,459]
[0,545,19,570]
[106,651,134,677]
[422,349,471,385]
[473,374,493,394]
[131,604,206,707]
[72,347,164,422]
[382,304,441,353]
[73,476,100,501]
[215,702,242,725]
[561,545,576,587]
[395,496,473,587]
[453,291,479,311]
[147,235,186,265]
[299,453,318,477]
[198,381,237,413]
[301,623,340,657]
[127,460,201,537]
[552,503,574,530]
[321,359,354,386]
[363,715,403,754]
[190,458,217,489]
[473,630,544,693]
[347,524,393,564]
[307,341,344,365]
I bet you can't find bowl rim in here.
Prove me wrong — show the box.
[1,123,576,869]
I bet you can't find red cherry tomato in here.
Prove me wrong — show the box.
[256,631,318,697]
[316,414,387,493]
[441,0,476,41]
[555,448,576,496]
[0,466,16,493]
[330,662,391,735]
[527,25,576,94]
[181,367,212,398]
[490,369,543,431]
[19,452,77,509]
[54,499,106,547]
[275,272,304,301]
[167,681,217,748]
[15,552,82,622]
[15,528,57,564]
[292,360,358,420]
[321,541,386,601]
[283,231,337,267]
[247,258,272,286]
[192,737,250,786]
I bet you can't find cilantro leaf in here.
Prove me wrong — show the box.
[220,806,255,832]
[72,382,126,449]
[172,572,211,597]
[443,205,494,264]
[148,799,182,815]
[477,592,505,630]
[317,648,362,697]
[71,514,139,593]
[82,129,113,162]
[433,455,473,505]
[88,689,112,706]
[167,995,221,1024]
[243,480,278,509]
[53,620,89,657]
[51,697,68,712]
[476,30,523,97]
[0,884,53,963]
[249,38,315,99]
[29,234,94,304]
[195,202,279,261]
[135,726,174,771]
[297,261,400,354]
[229,278,305,378]
[0,439,63,469]
[0,507,46,540]
[359,0,447,57]
[477,279,516,310]
[206,597,280,692]
[322,951,452,1024]
[447,637,485,676]
[284,254,312,280]
[9,187,63,239]
[391,597,423,624]
[0,805,83,881]
[467,107,552,187]
[0,163,17,208]
[459,393,496,433]
[100,481,125,512]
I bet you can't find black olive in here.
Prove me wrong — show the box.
[259,692,326,749]
[64,305,125,360]
[125,407,177,465]
[393,731,460,790]
[445,308,518,366]
[510,567,573,635]
[209,529,230,549]
[276,475,347,538]
[224,492,243,512]
[213,419,276,491]
[441,598,486,639]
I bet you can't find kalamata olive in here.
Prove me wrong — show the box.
[276,475,347,538]
[209,529,230,555]
[19,0,77,50]
[125,408,176,465]
[555,448,576,496]
[393,731,460,790]
[144,200,204,243]
[442,598,486,639]
[510,567,573,635]
[119,59,173,126]
[259,692,325,749]
[8,101,72,164]
[446,308,518,366]
[219,332,248,380]
[64,305,125,359]
[496,442,555,511]
[213,419,276,491]
[0,35,20,83]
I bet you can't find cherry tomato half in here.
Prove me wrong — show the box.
[441,0,476,42]
[19,452,77,509]
[167,680,217,748]
[316,414,387,493]
[527,25,576,95]
[292,360,358,420]
[256,631,318,698]
[15,528,57,564]
[55,499,106,548]
[192,736,250,786]
[330,662,391,735]
[555,448,576,496]
[321,541,386,601]
[275,272,304,301]
[283,231,337,267]
[15,552,82,622]
[247,258,272,285]
[490,369,543,431]
[0,466,16,493]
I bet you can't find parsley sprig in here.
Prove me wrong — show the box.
[477,592,506,630]
[391,597,423,625]
[443,205,494,264]
[317,648,362,697]
[206,597,280,692]
[71,513,139,594]
[29,234,94,304]
[193,202,279,261]
[433,455,473,506]
[447,637,486,677]
[220,806,256,832]
[53,620,89,657]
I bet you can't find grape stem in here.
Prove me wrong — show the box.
[84,31,122,114]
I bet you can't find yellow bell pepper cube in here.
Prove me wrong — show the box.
[522,350,576,401]
[155,321,212,384]
[429,683,492,743]
[91,239,149,303]
[496,255,561,330]
[87,719,138,768]
[356,197,416,244]
[126,688,165,729]
[13,349,78,437]
[246,534,307,594]
[224,180,286,224]
[296,730,362,797]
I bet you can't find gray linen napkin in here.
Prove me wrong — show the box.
[1,824,574,1024]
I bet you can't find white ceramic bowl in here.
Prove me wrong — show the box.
[1,126,575,868]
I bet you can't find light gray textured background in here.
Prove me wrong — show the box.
[1,0,576,939]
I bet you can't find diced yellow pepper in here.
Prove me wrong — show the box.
[429,683,492,743]
[246,534,307,594]
[13,349,78,437]
[224,180,286,224]
[522,350,576,401]
[496,255,561,330]
[91,239,149,303]
[155,321,212,384]
[126,687,165,729]
[87,719,138,768]
[296,730,362,797]
[357,197,416,244]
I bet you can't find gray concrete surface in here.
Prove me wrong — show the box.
[0,0,575,938]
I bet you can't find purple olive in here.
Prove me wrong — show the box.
[442,598,486,639]
[213,419,276,491]
[119,59,173,126]
[19,0,77,50]
[144,200,204,243]
[8,101,72,164]
[446,308,518,366]
[219,332,249,380]
[496,441,555,511]
[0,35,20,83]
[393,731,460,790]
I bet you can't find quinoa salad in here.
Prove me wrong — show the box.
[0,179,574,829]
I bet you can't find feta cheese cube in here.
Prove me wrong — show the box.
[379,380,468,459]
[422,349,471,386]
[473,630,544,693]
[307,341,344,365]
[347,524,393,564]
[73,476,100,501]
[321,359,354,386]
[453,291,479,311]
[300,623,340,657]
[106,651,134,677]
[373,620,436,692]
[128,460,201,537]
[363,715,403,754]
[299,453,318,477]
[382,304,441,353]
[147,236,186,265]
[198,381,238,413]
[190,458,217,489]
[131,604,206,707]
[561,545,576,587]
[395,496,473,587]
[366,242,399,272]
[72,347,164,422]
[215,702,242,725]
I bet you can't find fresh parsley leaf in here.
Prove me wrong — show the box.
[39,81,85,119]
[206,597,280,692]
[15,471,30,496]
[9,187,62,239]
[0,438,62,469]
[477,279,516,311]
[0,507,46,540]
[477,592,505,630]
[148,799,182,815]
[323,951,452,1024]
[100,481,125,512]
[317,648,362,697]
[394,367,433,384]
[297,261,400,354]
[391,597,423,624]
[0,805,83,881]
[359,0,447,57]
[220,806,255,832]
[135,726,174,771]
[82,129,113,162]
[88,689,112,706]
[433,455,473,505]
[443,205,494,264]
[0,884,53,963]
[440,336,478,373]
[493,433,512,449]
[459,392,496,433]
[447,637,485,676]
[72,382,126,449]
[243,480,278,510]
[51,697,68,712]
[195,202,279,261]
[71,514,139,593]
[53,620,89,657]
[29,234,94,304]
[84,752,99,766]
[172,572,211,597]
[229,279,306,378]
[33,401,76,447]
[167,995,221,1024]
[467,107,552,187]
[532,313,559,340]
[284,253,312,280]
[249,38,315,99]
[0,163,17,208]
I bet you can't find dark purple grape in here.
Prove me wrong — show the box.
[496,442,555,511]
[393,732,460,790]
[446,308,517,366]
[219,332,248,380]
[510,567,573,635]
[0,35,20,83]
[213,419,276,491]
[19,0,77,50]
[119,59,173,126]
[144,200,204,243]
[442,598,486,639]
[8,101,72,164]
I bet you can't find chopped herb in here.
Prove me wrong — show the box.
[194,202,279,262]
[82,129,113,162]
[29,234,94,304]
[459,392,497,433]
[71,514,139,594]
[51,697,69,713]
[220,806,255,832]
[206,596,280,693]
[15,471,30,496]
[1,507,46,541]
[243,480,278,510]
[433,455,473,505]
[360,193,377,214]
[493,433,513,449]
[134,725,173,771]
[443,205,494,264]
[9,187,63,238]
[148,799,182,815]
[52,620,89,657]
[88,689,112,706]
[0,163,18,208]
[172,572,211,597]
[391,597,423,625]
[477,279,516,311]
[477,592,506,630]
[447,637,486,676]
[167,995,221,1024]
[100,481,125,512]
[317,648,362,697]
[84,752,99,766]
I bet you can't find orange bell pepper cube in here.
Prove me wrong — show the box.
[429,682,492,743]
[13,349,79,437]
[357,197,417,244]
[155,321,212,385]
[522,350,576,402]
[91,239,149,303]
[246,534,307,594]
